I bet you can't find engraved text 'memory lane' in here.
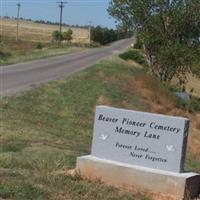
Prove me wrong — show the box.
[115,126,141,137]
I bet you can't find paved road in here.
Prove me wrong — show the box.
[0,38,133,96]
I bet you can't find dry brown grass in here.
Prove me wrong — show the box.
[186,74,200,98]
[132,74,200,161]
[97,95,113,106]
[187,113,200,159]
[0,18,89,43]
[171,73,200,98]
[132,74,175,114]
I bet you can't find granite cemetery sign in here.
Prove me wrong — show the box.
[76,106,200,199]
[91,106,189,172]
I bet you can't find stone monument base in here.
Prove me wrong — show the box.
[76,155,200,200]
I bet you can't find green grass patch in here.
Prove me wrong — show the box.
[186,155,200,173]
[0,138,28,152]
[0,181,48,200]
[0,56,150,199]
[0,55,199,198]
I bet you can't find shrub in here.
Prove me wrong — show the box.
[189,98,200,113]
[175,97,188,110]
[119,49,148,67]
[175,96,200,113]
[36,42,43,49]
[52,30,63,42]
[62,29,73,42]
[0,50,12,61]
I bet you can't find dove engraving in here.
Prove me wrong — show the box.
[166,145,176,152]
[99,134,109,140]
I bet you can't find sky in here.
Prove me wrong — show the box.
[0,0,116,28]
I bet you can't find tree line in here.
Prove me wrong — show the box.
[91,26,132,45]
[52,26,132,45]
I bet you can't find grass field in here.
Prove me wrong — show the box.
[0,36,88,66]
[0,55,200,200]
[0,18,89,43]
[0,18,91,65]
[0,44,86,66]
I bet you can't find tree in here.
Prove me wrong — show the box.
[52,30,63,42]
[108,0,200,84]
[62,29,73,42]
[91,26,104,44]
[91,26,119,45]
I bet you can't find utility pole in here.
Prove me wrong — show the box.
[16,3,21,41]
[88,20,92,44]
[57,1,67,33]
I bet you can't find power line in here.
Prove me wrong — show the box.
[57,1,67,33]
[16,3,21,41]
